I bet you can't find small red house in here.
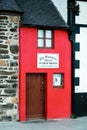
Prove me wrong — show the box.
[17,0,72,121]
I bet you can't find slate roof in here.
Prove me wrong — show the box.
[0,0,21,13]
[16,0,69,29]
[0,0,69,29]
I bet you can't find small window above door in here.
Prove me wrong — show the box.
[37,29,53,48]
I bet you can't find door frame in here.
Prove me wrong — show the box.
[26,73,47,120]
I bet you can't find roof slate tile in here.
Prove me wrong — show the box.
[0,0,21,13]
[16,0,69,28]
[0,0,69,29]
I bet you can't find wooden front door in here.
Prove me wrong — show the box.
[26,73,46,120]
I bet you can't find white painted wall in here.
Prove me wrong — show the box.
[75,28,87,93]
[75,1,87,93]
[52,0,67,22]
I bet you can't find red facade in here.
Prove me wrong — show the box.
[19,27,71,121]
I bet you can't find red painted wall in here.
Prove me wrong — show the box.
[19,27,71,121]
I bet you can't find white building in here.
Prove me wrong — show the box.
[53,0,87,117]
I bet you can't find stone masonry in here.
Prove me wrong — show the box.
[0,14,20,121]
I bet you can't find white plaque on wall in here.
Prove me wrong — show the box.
[37,53,59,68]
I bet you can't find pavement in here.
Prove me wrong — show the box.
[0,117,87,130]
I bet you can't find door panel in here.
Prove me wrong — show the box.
[26,73,46,120]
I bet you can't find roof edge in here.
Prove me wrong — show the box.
[0,10,23,14]
[20,23,70,30]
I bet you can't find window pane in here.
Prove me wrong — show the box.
[53,74,64,87]
[46,30,52,38]
[46,39,52,47]
[38,39,44,47]
[38,30,44,38]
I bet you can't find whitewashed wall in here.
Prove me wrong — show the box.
[75,1,87,93]
[52,0,67,22]
[75,28,87,93]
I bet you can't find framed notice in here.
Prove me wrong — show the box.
[37,53,59,68]
[53,74,64,87]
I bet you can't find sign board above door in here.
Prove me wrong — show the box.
[37,53,59,68]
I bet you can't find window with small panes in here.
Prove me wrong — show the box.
[37,29,53,48]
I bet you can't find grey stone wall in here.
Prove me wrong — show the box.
[0,14,20,121]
